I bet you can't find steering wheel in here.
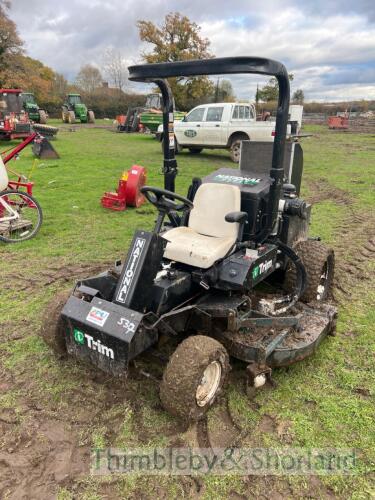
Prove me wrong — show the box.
[140,186,194,213]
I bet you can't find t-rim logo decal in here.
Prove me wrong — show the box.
[73,328,114,359]
[116,237,146,304]
[184,129,197,138]
[252,259,273,280]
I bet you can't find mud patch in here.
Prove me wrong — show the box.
[306,179,353,206]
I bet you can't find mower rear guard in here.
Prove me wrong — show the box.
[32,137,60,159]
[213,302,337,368]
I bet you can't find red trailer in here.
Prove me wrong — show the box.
[328,115,349,130]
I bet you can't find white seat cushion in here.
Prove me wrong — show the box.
[163,226,235,269]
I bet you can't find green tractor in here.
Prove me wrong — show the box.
[62,93,95,124]
[21,93,48,124]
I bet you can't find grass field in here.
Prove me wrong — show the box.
[0,121,374,499]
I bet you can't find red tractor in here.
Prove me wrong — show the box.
[0,89,33,140]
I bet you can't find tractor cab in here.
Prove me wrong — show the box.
[0,89,32,139]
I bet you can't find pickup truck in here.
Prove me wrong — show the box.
[156,102,279,162]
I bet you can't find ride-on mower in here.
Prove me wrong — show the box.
[41,57,337,421]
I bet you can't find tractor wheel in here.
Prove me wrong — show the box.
[39,110,47,124]
[62,111,67,123]
[230,138,245,162]
[284,239,335,303]
[40,291,71,357]
[88,110,95,124]
[68,111,76,124]
[160,335,230,421]
[188,148,203,154]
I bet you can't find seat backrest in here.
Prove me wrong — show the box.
[188,183,241,238]
[0,156,9,192]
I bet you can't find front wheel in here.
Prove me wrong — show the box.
[68,110,76,124]
[40,291,70,357]
[39,110,47,124]
[160,335,230,421]
[0,190,43,243]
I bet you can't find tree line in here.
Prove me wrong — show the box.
[0,5,373,117]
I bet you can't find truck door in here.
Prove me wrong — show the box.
[202,106,226,145]
[175,106,206,146]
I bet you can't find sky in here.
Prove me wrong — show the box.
[8,0,375,102]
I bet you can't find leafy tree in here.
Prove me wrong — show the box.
[75,64,103,94]
[0,1,23,85]
[137,12,214,110]
[257,74,294,102]
[292,89,304,104]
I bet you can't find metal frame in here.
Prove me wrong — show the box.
[128,56,290,238]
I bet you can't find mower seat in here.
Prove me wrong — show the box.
[162,183,241,269]
[0,156,9,192]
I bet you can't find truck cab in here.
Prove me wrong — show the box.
[160,102,277,162]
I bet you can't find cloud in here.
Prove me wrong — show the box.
[8,0,375,101]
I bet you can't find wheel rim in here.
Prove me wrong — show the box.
[232,143,240,161]
[317,260,330,300]
[0,192,41,242]
[196,361,222,407]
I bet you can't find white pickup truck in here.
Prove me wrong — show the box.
[157,102,281,162]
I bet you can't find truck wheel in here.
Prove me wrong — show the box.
[40,291,70,357]
[68,111,76,124]
[230,139,243,162]
[39,110,47,124]
[88,110,95,123]
[160,335,230,421]
[160,136,182,154]
[284,240,335,302]
[188,148,203,154]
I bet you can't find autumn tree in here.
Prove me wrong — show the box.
[103,48,128,93]
[75,64,103,94]
[137,12,215,110]
[0,0,23,85]
[257,74,294,102]
[292,89,304,104]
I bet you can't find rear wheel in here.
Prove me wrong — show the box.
[0,190,43,243]
[160,335,230,421]
[230,137,247,162]
[188,148,203,154]
[68,110,76,124]
[40,291,70,357]
[39,110,47,124]
[284,239,335,302]
[88,110,95,123]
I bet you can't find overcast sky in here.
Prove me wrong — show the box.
[9,0,375,102]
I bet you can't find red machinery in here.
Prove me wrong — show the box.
[328,114,349,130]
[0,89,33,140]
[101,165,147,211]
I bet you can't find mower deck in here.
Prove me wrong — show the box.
[213,301,337,368]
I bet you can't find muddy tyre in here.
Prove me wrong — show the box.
[284,240,335,302]
[88,110,95,123]
[160,335,230,421]
[68,110,76,124]
[40,291,70,357]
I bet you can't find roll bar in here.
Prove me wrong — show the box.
[128,57,290,242]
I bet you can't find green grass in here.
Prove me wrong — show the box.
[0,124,374,498]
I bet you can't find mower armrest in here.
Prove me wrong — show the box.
[225,211,247,224]
[225,211,247,242]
